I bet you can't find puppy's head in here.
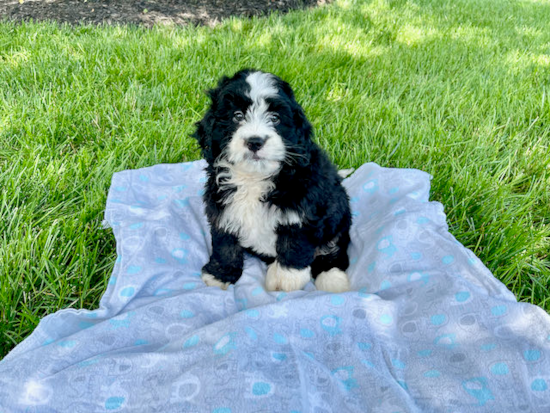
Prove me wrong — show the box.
[193,69,312,175]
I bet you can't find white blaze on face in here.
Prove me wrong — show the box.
[246,71,278,102]
[227,71,286,176]
[217,72,303,258]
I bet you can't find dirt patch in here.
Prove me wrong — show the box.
[0,0,328,27]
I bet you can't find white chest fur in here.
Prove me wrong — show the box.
[217,164,301,257]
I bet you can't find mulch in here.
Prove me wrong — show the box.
[0,0,328,27]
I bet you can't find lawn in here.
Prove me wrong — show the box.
[0,0,549,358]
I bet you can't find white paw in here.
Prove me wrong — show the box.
[201,272,230,290]
[315,268,350,293]
[265,261,311,292]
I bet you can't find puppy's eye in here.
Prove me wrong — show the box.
[269,113,280,125]
[233,111,245,123]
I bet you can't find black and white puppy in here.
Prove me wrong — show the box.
[193,69,351,292]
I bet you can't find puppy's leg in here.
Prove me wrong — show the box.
[312,232,351,293]
[202,227,244,290]
[266,225,315,292]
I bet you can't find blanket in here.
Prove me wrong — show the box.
[1,160,549,412]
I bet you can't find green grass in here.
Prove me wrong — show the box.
[1,0,549,358]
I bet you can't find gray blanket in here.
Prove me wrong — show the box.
[1,160,549,412]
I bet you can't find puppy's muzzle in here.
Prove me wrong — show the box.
[245,136,266,153]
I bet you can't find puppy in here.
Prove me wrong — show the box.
[193,69,351,292]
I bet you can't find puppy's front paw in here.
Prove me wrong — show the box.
[201,271,231,290]
[265,261,311,292]
[315,268,350,293]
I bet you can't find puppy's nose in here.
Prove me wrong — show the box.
[245,136,265,153]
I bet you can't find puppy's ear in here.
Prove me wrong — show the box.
[293,104,313,142]
[192,109,216,164]
[193,76,231,163]
[206,75,231,107]
[278,78,314,156]
[290,101,314,168]
[278,79,296,100]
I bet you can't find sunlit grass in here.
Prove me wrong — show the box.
[1,0,549,357]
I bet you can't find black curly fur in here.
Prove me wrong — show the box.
[193,69,351,286]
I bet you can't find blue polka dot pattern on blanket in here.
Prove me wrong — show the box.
[252,382,271,396]
[431,314,447,325]
[213,332,237,356]
[126,265,142,274]
[531,379,548,391]
[300,328,314,338]
[524,349,541,362]
[119,286,135,297]
[1,160,550,412]
[183,335,200,348]
[320,315,342,335]
[491,362,509,375]
[105,396,125,410]
[245,326,257,341]
[273,333,287,344]
[379,314,393,325]
[331,295,345,306]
